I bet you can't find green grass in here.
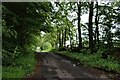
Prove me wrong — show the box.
[2,52,36,78]
[0,66,2,79]
[56,51,120,74]
[2,67,25,78]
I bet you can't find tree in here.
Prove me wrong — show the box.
[88,2,94,53]
[2,2,53,65]
[95,2,99,49]
[78,2,82,49]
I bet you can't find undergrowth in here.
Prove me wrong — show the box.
[2,51,36,78]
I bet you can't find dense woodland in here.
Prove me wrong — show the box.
[2,1,120,78]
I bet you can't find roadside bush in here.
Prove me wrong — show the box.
[80,48,91,54]
[2,51,36,78]
[50,48,59,53]
[3,67,25,78]
[16,52,36,75]
[59,47,67,51]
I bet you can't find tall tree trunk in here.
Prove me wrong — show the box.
[95,2,99,49]
[76,31,78,47]
[62,28,64,47]
[107,22,113,54]
[57,26,59,48]
[64,29,67,47]
[88,2,94,53]
[58,31,62,48]
[78,2,82,49]
[69,27,72,51]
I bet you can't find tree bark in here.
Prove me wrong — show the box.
[64,29,67,47]
[69,26,72,51]
[88,2,94,53]
[62,28,64,47]
[58,31,62,48]
[95,2,99,49]
[78,2,82,49]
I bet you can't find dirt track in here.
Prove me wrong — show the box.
[27,52,113,80]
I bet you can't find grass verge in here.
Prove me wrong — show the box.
[56,51,120,74]
[2,52,36,78]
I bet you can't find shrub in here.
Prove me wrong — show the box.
[2,52,36,78]
[59,47,67,51]
[2,67,25,78]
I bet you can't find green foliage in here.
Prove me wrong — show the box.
[50,48,59,53]
[2,2,53,78]
[80,48,91,54]
[16,52,35,75]
[3,67,25,78]
[2,1,120,78]
[41,42,53,52]
[2,46,21,66]
[2,2,53,54]
[0,66,2,78]
[28,34,53,52]
[2,52,35,78]
[59,47,67,51]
